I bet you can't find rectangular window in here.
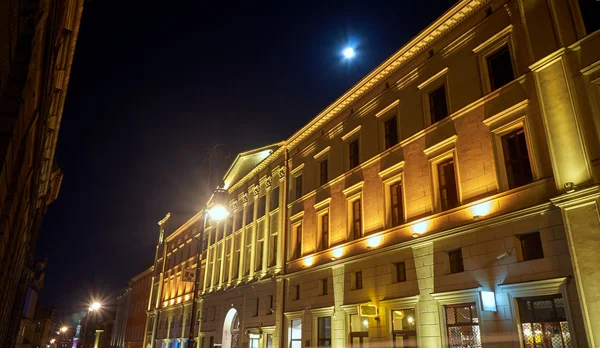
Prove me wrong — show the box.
[235,212,243,231]
[502,128,533,189]
[395,262,406,283]
[225,216,234,236]
[390,182,403,227]
[321,213,329,250]
[258,195,266,218]
[384,116,399,149]
[254,297,259,317]
[266,334,273,348]
[520,232,543,261]
[429,85,448,123]
[321,278,328,296]
[352,200,362,240]
[255,240,263,272]
[517,295,571,348]
[449,249,464,274]
[317,317,332,347]
[445,303,481,348]
[294,284,300,300]
[246,203,255,225]
[320,159,328,186]
[233,235,241,279]
[268,295,274,315]
[355,271,363,290]
[392,309,417,346]
[578,0,600,35]
[271,186,280,210]
[295,174,303,199]
[349,139,360,169]
[294,224,302,259]
[244,232,252,276]
[289,319,302,348]
[209,336,214,348]
[438,158,459,211]
[487,45,514,91]
[269,234,278,267]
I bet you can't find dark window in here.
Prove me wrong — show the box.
[487,45,514,91]
[295,175,303,199]
[317,317,332,347]
[355,271,363,290]
[517,295,571,348]
[294,224,302,259]
[395,262,406,283]
[233,248,240,279]
[245,203,254,225]
[449,249,464,274]
[445,303,481,347]
[258,195,266,218]
[321,214,329,250]
[226,216,233,236]
[438,158,459,211]
[352,200,362,240]
[429,85,448,123]
[502,129,533,189]
[321,278,328,296]
[269,234,277,267]
[349,139,360,169]
[254,297,259,317]
[294,284,300,300]
[520,232,543,261]
[268,295,274,314]
[255,240,263,271]
[578,0,600,35]
[271,186,280,210]
[384,116,399,149]
[320,159,328,186]
[390,182,404,227]
[209,336,214,348]
[235,211,243,231]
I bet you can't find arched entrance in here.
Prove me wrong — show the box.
[221,308,240,348]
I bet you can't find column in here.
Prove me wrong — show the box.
[551,185,600,347]
[332,265,346,348]
[413,243,441,347]
[274,278,284,348]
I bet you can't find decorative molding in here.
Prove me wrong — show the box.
[550,185,600,208]
[341,125,362,141]
[290,163,305,177]
[378,161,405,181]
[482,99,528,127]
[380,295,420,308]
[499,277,567,297]
[431,287,482,305]
[264,176,273,189]
[289,211,305,222]
[252,185,260,197]
[375,99,400,118]
[423,135,458,156]
[529,47,566,72]
[284,310,305,320]
[241,193,249,205]
[342,181,364,197]
[278,166,286,180]
[417,67,449,90]
[309,306,335,317]
[313,197,332,211]
[313,146,331,160]
[472,25,513,53]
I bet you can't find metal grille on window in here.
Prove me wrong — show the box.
[445,303,481,348]
[517,295,571,348]
[318,317,332,346]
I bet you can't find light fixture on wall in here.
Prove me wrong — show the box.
[411,220,429,237]
[331,246,345,260]
[303,255,314,267]
[472,201,492,220]
[564,182,577,193]
[366,235,382,248]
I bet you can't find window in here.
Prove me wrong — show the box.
[209,336,214,348]
[321,213,329,250]
[390,182,403,227]
[295,174,303,199]
[486,45,514,91]
[244,232,252,276]
[502,128,533,189]
[578,0,600,35]
[246,203,254,225]
[438,158,459,211]
[520,232,543,261]
[293,284,300,300]
[355,271,363,290]
[271,186,280,210]
[384,116,399,149]
[449,249,464,274]
[249,339,259,348]
[255,239,263,272]
[317,317,332,347]
[233,234,241,279]
[349,139,360,169]
[266,334,273,348]
[225,216,234,236]
[258,195,266,218]
[351,200,362,240]
[234,212,243,231]
[289,319,302,348]
[391,309,417,347]
[395,262,406,283]
[321,278,328,296]
[294,224,302,259]
[517,295,571,348]
[269,234,278,267]
[445,303,481,348]
[254,297,259,317]
[429,85,448,123]
[319,159,328,186]
[268,295,274,315]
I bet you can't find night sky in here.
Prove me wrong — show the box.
[35,0,456,322]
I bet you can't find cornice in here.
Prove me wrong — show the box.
[285,0,488,152]
[550,185,600,209]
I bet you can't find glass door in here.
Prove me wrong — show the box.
[391,309,417,347]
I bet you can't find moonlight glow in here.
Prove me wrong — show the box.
[343,47,355,59]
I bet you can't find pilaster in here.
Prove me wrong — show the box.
[551,185,600,348]
[412,242,442,347]
[332,265,346,348]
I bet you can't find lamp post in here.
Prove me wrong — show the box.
[80,302,101,348]
[187,144,230,348]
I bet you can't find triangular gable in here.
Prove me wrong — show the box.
[223,143,281,190]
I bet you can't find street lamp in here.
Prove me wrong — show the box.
[60,326,68,333]
[80,302,101,348]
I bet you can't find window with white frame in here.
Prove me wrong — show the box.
[379,161,405,229]
[419,68,450,127]
[317,316,332,346]
[289,319,302,348]
[473,26,517,94]
[291,165,304,201]
[343,182,363,241]
[342,126,361,171]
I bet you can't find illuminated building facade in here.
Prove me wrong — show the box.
[124,267,153,348]
[146,0,600,347]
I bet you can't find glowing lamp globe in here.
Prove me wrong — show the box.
[208,204,229,221]
[90,302,101,311]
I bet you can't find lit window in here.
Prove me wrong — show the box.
[317,317,332,347]
[517,295,571,348]
[501,128,533,189]
[289,319,302,348]
[391,309,417,347]
[429,85,448,123]
[445,303,481,347]
[486,45,514,91]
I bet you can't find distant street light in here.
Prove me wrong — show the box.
[89,302,101,311]
[60,326,68,333]
[81,301,102,348]
[343,47,355,59]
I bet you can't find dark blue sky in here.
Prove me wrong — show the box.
[36,0,456,320]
